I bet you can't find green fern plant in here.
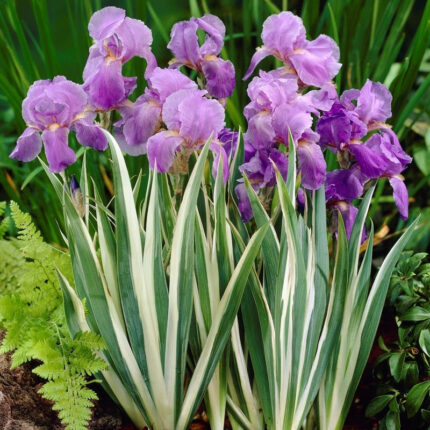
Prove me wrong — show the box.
[0,201,107,430]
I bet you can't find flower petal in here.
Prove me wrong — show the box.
[83,59,125,109]
[326,168,365,201]
[196,14,225,57]
[147,131,184,172]
[356,79,392,124]
[210,141,229,183]
[235,183,253,222]
[41,128,76,173]
[297,140,326,189]
[289,35,341,87]
[261,11,306,57]
[73,120,108,151]
[243,47,272,80]
[88,6,125,40]
[10,128,42,162]
[389,176,409,220]
[167,20,200,66]
[201,57,235,98]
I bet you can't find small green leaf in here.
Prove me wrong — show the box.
[400,306,430,322]
[365,395,393,417]
[389,352,405,382]
[406,380,430,417]
[419,329,430,356]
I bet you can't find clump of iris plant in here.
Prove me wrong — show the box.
[10,6,411,231]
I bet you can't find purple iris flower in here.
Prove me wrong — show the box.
[114,67,197,155]
[10,77,107,173]
[83,6,156,110]
[168,14,235,98]
[244,11,341,87]
[235,142,288,221]
[147,88,228,180]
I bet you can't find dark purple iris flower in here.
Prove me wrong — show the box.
[10,77,107,173]
[83,6,156,110]
[244,11,341,87]
[318,79,411,221]
[168,14,235,98]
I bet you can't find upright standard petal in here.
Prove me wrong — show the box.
[147,131,184,172]
[167,20,200,66]
[201,57,235,98]
[41,128,76,173]
[261,12,306,57]
[10,128,42,162]
[196,14,225,57]
[88,6,125,40]
[355,79,392,124]
[389,176,409,220]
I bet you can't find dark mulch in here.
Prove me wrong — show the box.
[0,330,129,430]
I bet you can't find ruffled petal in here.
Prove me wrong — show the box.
[272,101,313,143]
[147,131,184,172]
[261,11,306,56]
[118,101,161,152]
[389,176,409,220]
[41,128,76,173]
[326,168,366,201]
[177,91,225,144]
[116,17,153,62]
[356,79,392,124]
[349,142,387,178]
[243,47,272,80]
[10,128,42,162]
[297,140,326,189]
[72,120,108,151]
[201,57,235,98]
[244,111,276,150]
[88,6,125,40]
[147,67,197,103]
[289,35,341,87]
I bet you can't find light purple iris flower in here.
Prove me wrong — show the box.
[10,77,107,173]
[244,11,341,87]
[168,14,235,98]
[83,6,156,110]
[147,88,228,181]
[114,67,197,155]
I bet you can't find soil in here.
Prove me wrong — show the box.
[0,330,129,430]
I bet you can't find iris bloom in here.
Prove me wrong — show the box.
[10,77,107,173]
[244,11,341,87]
[83,6,156,110]
[147,88,229,181]
[115,67,197,155]
[168,14,235,98]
